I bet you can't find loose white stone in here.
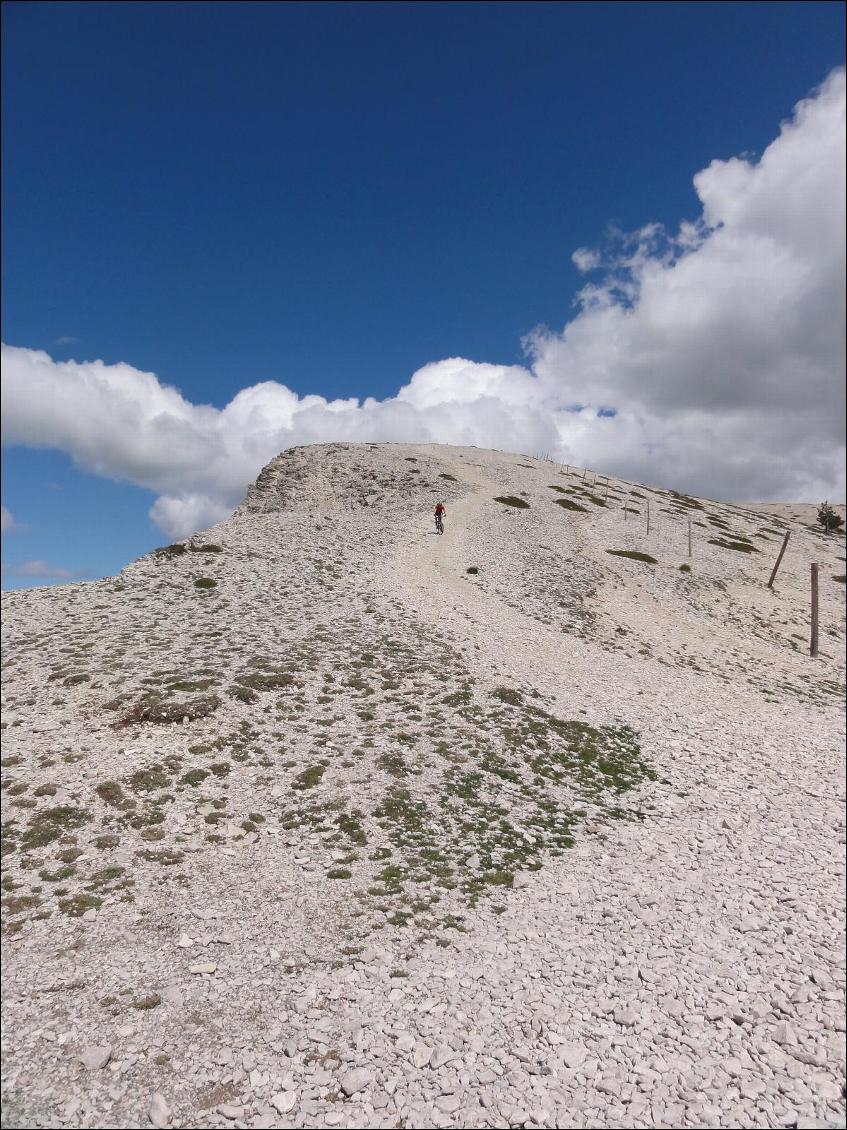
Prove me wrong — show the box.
[270,1090,298,1114]
[429,1044,455,1069]
[340,1068,373,1096]
[436,1093,461,1112]
[148,1092,171,1128]
[560,1043,588,1070]
[614,1005,638,1026]
[80,1045,112,1071]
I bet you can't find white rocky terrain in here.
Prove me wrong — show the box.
[1,442,845,1130]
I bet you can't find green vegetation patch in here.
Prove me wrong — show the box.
[439,473,458,481]
[232,669,297,694]
[291,764,326,790]
[127,766,170,793]
[22,805,91,850]
[189,544,223,553]
[194,577,218,589]
[679,563,692,573]
[606,549,658,564]
[179,768,210,786]
[154,543,187,558]
[62,673,91,687]
[337,810,368,844]
[494,496,530,509]
[116,694,221,727]
[131,994,162,1010]
[707,538,758,554]
[367,681,658,920]
[554,498,589,513]
[834,575,846,583]
[668,490,705,510]
[466,567,479,575]
[58,894,102,917]
[3,893,42,915]
[95,781,131,808]
[228,685,257,703]
[164,678,217,693]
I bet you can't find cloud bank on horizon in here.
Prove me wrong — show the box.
[0,559,88,580]
[2,69,845,539]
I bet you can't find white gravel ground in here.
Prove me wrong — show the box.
[2,443,844,1130]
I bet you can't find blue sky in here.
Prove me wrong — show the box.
[2,1,845,588]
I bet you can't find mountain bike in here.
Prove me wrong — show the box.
[435,512,444,535]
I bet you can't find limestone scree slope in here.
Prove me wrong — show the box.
[1,443,845,1130]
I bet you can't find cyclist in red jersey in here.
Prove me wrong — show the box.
[433,501,446,533]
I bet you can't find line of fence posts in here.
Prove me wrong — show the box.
[599,492,823,662]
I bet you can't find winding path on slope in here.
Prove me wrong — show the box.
[391,453,668,726]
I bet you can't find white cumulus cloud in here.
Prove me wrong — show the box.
[1,506,18,532]
[1,559,87,579]
[1,68,844,538]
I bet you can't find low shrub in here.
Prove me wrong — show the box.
[194,577,218,589]
[553,499,588,513]
[494,496,530,509]
[606,549,658,564]
[116,694,221,728]
[707,538,758,554]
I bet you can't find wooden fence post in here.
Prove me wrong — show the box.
[646,498,651,536]
[582,466,587,481]
[767,531,790,589]
[688,518,692,558]
[810,563,819,657]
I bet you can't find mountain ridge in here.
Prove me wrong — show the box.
[1,442,844,1130]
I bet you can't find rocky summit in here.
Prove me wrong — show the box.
[1,442,845,1130]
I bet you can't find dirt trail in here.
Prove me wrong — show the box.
[390,454,647,722]
[390,452,818,732]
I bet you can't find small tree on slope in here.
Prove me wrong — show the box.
[817,501,844,533]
